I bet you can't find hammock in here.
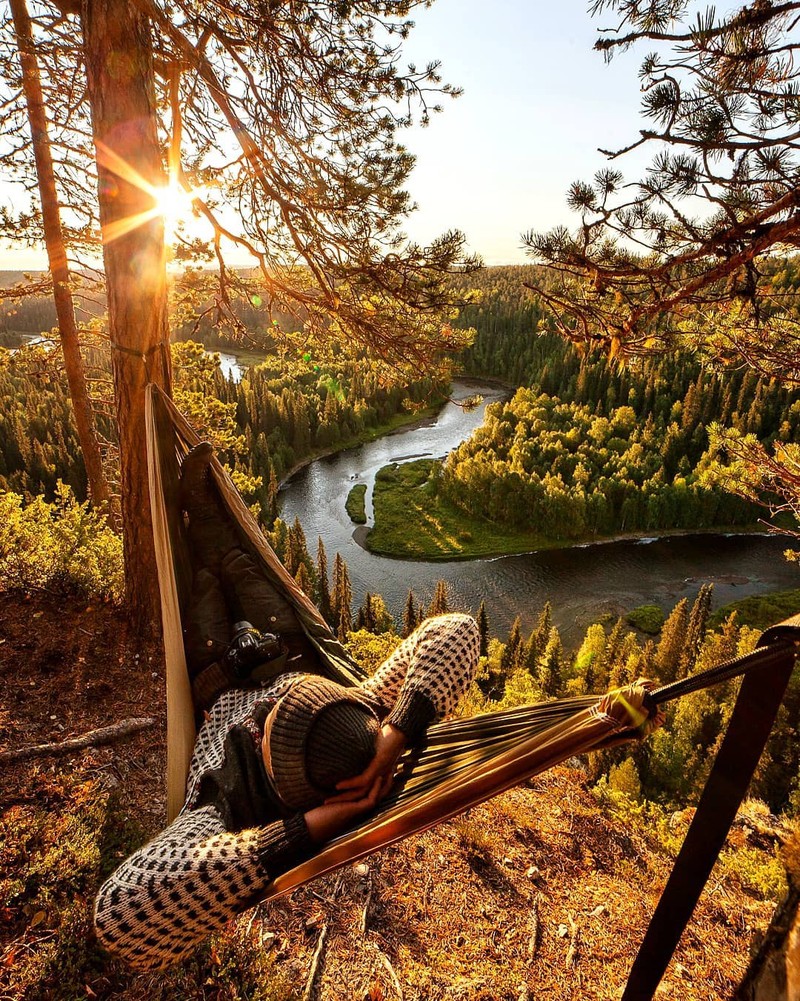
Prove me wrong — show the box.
[144,384,799,1001]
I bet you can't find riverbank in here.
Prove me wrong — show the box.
[278,397,447,488]
[278,375,503,489]
[362,457,770,561]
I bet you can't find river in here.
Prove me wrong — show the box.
[278,379,799,646]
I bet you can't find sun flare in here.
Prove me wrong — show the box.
[152,181,206,241]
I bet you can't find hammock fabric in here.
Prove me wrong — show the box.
[144,384,799,1000]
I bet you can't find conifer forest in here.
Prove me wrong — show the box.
[4,0,800,998]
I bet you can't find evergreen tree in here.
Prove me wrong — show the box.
[356,593,377,633]
[315,537,333,626]
[538,627,563,698]
[654,598,689,684]
[331,552,353,642]
[270,518,289,566]
[477,599,489,657]
[532,602,553,662]
[680,584,714,677]
[369,594,395,635]
[266,465,280,525]
[574,622,608,693]
[294,562,312,599]
[500,615,523,676]
[428,579,450,617]
[402,590,418,638]
[605,618,627,678]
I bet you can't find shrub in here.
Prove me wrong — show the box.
[626,604,665,634]
[345,483,367,523]
[0,484,124,601]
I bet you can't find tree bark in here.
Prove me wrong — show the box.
[80,0,172,636]
[9,0,113,514]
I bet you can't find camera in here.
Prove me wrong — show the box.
[223,620,284,680]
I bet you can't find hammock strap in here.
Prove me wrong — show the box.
[623,636,797,1001]
[645,637,797,707]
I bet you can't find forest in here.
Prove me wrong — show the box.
[4,263,800,827]
[3,0,800,995]
[366,264,800,552]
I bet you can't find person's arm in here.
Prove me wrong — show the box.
[335,613,481,800]
[94,804,313,971]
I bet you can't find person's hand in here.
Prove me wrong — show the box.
[304,775,383,843]
[326,723,407,803]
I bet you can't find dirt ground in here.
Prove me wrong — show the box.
[0,590,787,1001]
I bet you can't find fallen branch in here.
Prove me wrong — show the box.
[378,949,403,1000]
[0,717,156,764]
[527,897,540,961]
[565,912,580,969]
[303,922,328,1001]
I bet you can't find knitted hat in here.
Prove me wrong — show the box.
[267,677,379,810]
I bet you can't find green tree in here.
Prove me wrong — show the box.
[356,593,377,633]
[331,552,353,642]
[315,536,333,626]
[531,601,553,663]
[680,584,714,676]
[428,579,450,617]
[476,599,489,657]
[500,615,523,676]
[538,627,563,698]
[294,562,313,599]
[654,598,689,684]
[574,622,608,693]
[402,589,419,638]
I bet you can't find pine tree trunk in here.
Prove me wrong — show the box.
[81,0,171,636]
[9,0,112,514]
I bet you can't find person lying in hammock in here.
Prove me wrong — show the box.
[94,444,481,971]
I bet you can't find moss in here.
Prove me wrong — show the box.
[709,588,800,631]
[345,483,367,524]
[625,604,665,634]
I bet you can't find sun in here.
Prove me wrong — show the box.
[152,181,205,242]
[94,141,209,246]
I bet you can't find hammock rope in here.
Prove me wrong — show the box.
[144,384,800,1001]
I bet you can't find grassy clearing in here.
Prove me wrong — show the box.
[366,459,558,559]
[345,483,367,524]
[366,457,771,561]
[709,588,800,631]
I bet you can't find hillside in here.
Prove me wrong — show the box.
[0,591,790,1000]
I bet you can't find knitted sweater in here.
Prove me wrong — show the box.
[95,612,480,970]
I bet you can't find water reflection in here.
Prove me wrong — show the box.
[279,379,799,644]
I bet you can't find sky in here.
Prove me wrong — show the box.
[401,0,651,264]
[1,1,654,270]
